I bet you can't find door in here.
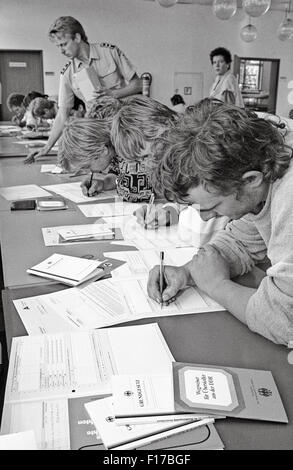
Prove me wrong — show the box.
[173,72,203,107]
[0,50,44,120]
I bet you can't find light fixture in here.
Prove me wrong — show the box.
[240,19,258,42]
[242,0,271,17]
[156,0,177,7]
[277,1,293,40]
[212,0,237,20]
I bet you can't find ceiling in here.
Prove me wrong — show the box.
[143,0,290,12]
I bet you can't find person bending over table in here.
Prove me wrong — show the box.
[24,15,142,164]
[147,98,293,346]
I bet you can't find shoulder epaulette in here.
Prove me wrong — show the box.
[100,42,116,49]
[60,61,71,75]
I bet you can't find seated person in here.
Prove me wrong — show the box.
[109,95,179,214]
[22,91,49,129]
[170,93,186,114]
[58,117,119,189]
[29,97,58,128]
[147,98,293,346]
[6,93,25,126]
[70,95,86,118]
[86,95,121,119]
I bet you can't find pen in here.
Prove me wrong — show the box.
[159,251,165,309]
[112,417,214,450]
[88,171,94,197]
[145,193,155,227]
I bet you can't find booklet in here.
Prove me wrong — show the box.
[57,224,115,242]
[85,396,214,450]
[112,362,288,423]
[27,253,105,286]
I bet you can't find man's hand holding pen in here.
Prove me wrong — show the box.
[147,264,190,306]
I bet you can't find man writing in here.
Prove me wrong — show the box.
[147,99,293,346]
[25,16,142,163]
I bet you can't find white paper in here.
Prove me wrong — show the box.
[42,182,117,203]
[0,184,52,201]
[78,201,139,218]
[0,430,38,450]
[109,215,196,250]
[14,275,224,335]
[1,324,173,449]
[104,248,197,280]
[41,164,63,173]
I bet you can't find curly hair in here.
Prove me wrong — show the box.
[110,95,178,161]
[150,98,292,202]
[86,96,122,120]
[29,97,56,118]
[209,47,232,65]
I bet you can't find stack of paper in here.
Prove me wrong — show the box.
[27,253,105,286]
[57,224,115,242]
[111,362,288,424]
[0,324,174,449]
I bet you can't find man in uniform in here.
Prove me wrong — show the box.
[25,16,142,163]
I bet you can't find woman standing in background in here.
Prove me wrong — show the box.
[209,47,244,108]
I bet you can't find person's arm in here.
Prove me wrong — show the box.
[222,89,236,105]
[94,75,142,100]
[24,107,71,164]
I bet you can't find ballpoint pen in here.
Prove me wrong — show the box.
[145,193,155,228]
[87,171,94,197]
[159,251,165,309]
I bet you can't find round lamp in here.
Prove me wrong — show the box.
[277,17,293,41]
[242,0,271,17]
[212,0,237,20]
[156,0,177,7]
[240,23,258,42]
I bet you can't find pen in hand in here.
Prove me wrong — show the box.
[159,251,165,309]
[145,193,155,228]
[87,172,94,197]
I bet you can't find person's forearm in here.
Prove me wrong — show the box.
[211,279,256,324]
[43,110,69,152]
[113,77,142,99]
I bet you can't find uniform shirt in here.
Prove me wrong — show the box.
[209,161,293,345]
[209,70,244,108]
[58,42,137,111]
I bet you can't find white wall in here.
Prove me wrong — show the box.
[0,0,292,115]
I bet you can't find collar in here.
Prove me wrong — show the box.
[75,43,100,69]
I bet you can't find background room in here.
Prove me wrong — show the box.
[0,0,292,118]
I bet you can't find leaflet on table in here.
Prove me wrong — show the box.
[112,362,288,423]
[0,430,38,450]
[13,276,225,335]
[42,222,114,246]
[27,253,105,286]
[42,182,117,203]
[0,184,52,201]
[84,396,214,450]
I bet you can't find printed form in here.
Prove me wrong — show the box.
[1,324,173,449]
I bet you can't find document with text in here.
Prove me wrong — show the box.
[1,323,173,449]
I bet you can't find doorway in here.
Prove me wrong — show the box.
[234,56,280,114]
[0,50,44,121]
